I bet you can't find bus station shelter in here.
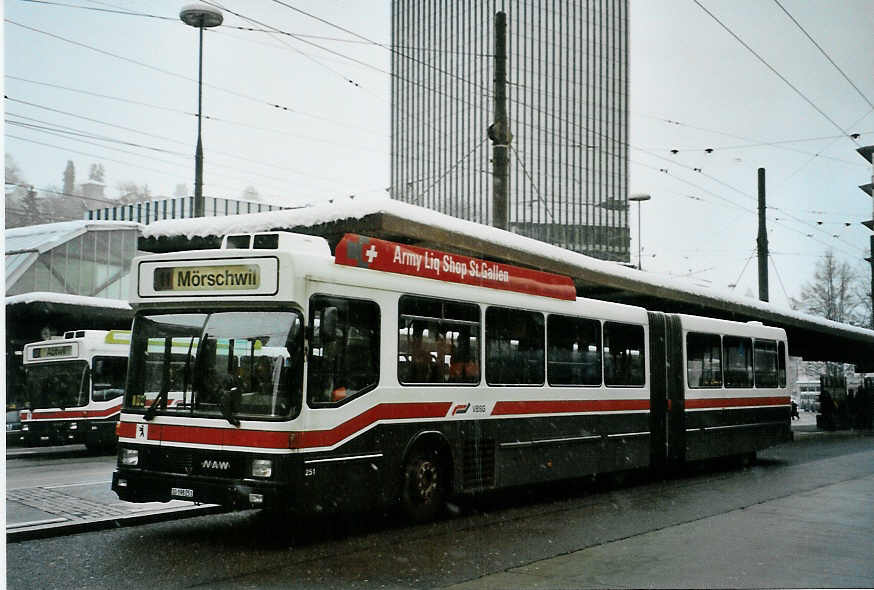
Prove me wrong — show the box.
[137,199,874,373]
[5,221,136,406]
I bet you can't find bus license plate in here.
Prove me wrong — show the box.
[171,487,194,499]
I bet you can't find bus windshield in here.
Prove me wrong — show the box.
[24,361,90,410]
[125,311,304,420]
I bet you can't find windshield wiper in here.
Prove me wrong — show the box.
[143,386,168,421]
[220,386,241,427]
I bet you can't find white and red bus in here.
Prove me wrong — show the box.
[21,330,129,450]
[112,232,790,520]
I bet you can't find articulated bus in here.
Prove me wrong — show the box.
[112,232,791,521]
[21,330,129,450]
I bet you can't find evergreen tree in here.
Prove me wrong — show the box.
[21,186,43,226]
[63,160,76,196]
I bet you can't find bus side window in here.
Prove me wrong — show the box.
[603,322,645,387]
[485,307,544,386]
[308,295,380,406]
[92,356,128,401]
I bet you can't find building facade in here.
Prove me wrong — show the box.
[390,0,629,261]
[85,196,290,225]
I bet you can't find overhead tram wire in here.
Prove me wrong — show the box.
[4,78,388,149]
[201,0,489,139]
[4,18,385,136]
[263,0,501,114]
[628,154,867,260]
[19,0,176,20]
[4,81,454,178]
[692,0,859,143]
[768,255,793,303]
[772,0,873,110]
[775,107,874,188]
[4,98,365,184]
[269,0,871,260]
[5,122,332,200]
[5,181,118,206]
[16,7,855,253]
[22,0,442,50]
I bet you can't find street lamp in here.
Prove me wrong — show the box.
[629,193,652,270]
[180,3,223,218]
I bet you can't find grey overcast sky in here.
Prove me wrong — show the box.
[4,0,873,311]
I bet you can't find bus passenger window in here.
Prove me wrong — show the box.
[686,333,722,388]
[485,307,544,386]
[778,341,787,387]
[92,356,128,401]
[723,336,753,388]
[398,296,480,385]
[547,315,601,386]
[307,295,380,406]
[754,339,778,388]
[603,322,645,387]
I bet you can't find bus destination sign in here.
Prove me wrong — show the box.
[335,234,576,301]
[154,264,261,292]
[30,344,76,360]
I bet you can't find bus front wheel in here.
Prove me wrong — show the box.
[401,447,447,523]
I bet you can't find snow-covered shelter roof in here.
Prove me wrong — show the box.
[5,220,141,297]
[5,292,131,310]
[140,198,874,371]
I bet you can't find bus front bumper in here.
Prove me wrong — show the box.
[112,469,291,511]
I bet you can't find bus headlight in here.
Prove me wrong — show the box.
[120,448,139,466]
[69,423,78,431]
[21,424,29,432]
[252,459,273,478]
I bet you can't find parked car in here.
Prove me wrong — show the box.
[7,409,24,446]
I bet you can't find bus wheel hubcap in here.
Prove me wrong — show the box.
[416,460,437,502]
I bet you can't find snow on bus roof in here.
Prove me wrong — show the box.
[140,197,874,339]
[6,291,131,310]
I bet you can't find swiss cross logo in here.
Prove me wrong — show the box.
[365,245,378,264]
[136,424,148,440]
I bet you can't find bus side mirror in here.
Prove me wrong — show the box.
[322,307,338,343]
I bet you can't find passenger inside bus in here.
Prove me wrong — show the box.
[449,329,478,383]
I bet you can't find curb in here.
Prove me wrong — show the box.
[6,504,228,543]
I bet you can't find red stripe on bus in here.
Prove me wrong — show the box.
[685,396,790,409]
[118,402,452,449]
[291,402,453,449]
[24,404,122,421]
[491,399,650,416]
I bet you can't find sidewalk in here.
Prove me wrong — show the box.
[5,445,224,542]
[6,485,223,542]
[444,471,874,589]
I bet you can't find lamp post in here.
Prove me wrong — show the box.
[629,193,652,270]
[180,3,223,218]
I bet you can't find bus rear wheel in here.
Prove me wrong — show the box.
[401,447,447,523]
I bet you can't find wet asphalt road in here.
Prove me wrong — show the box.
[7,434,874,589]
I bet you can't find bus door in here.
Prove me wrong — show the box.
[647,312,685,475]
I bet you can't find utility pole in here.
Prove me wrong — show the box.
[858,145,874,329]
[757,168,769,302]
[489,11,511,231]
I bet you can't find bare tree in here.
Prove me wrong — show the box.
[116,181,152,204]
[791,250,863,376]
[791,250,861,325]
[241,186,262,202]
[89,163,105,182]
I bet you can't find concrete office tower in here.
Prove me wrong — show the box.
[390,0,629,262]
